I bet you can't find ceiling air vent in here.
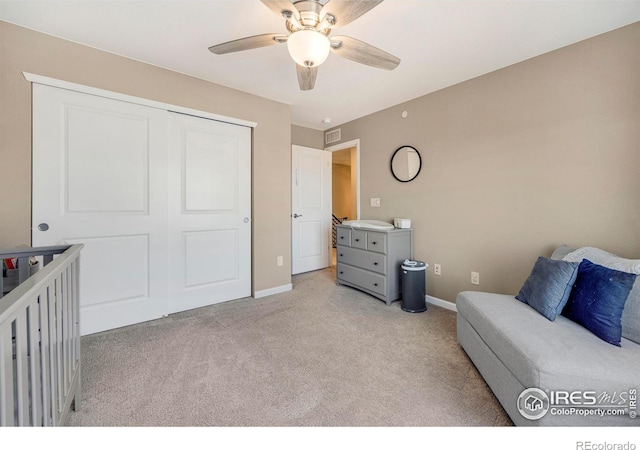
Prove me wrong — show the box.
[325,128,341,145]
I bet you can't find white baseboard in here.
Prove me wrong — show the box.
[253,284,293,299]
[426,295,457,312]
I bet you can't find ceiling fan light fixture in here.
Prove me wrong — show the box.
[287,29,330,67]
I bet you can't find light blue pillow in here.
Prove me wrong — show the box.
[562,259,637,347]
[516,256,579,321]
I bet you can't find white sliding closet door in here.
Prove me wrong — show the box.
[167,113,251,313]
[32,83,252,335]
[32,84,169,335]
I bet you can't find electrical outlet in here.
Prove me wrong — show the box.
[471,271,480,285]
[434,264,441,276]
[277,256,283,267]
[370,197,381,207]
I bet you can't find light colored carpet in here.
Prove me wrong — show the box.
[66,267,512,426]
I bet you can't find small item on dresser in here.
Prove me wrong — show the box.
[342,219,394,230]
[394,218,411,229]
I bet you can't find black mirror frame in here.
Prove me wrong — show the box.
[390,145,422,183]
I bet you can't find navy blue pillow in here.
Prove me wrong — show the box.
[516,256,579,321]
[562,259,637,346]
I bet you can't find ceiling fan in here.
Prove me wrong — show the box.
[208,0,400,91]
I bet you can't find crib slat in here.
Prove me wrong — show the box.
[63,266,71,395]
[28,298,43,426]
[14,309,30,426]
[17,257,29,284]
[0,324,15,426]
[71,260,81,412]
[38,287,52,426]
[47,283,59,427]
[54,275,64,418]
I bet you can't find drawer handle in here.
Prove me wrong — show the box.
[339,254,344,257]
[339,271,344,275]
[374,283,378,287]
[340,236,344,239]
[372,241,377,245]
[355,238,360,242]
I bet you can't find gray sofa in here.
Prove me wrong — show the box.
[456,247,640,426]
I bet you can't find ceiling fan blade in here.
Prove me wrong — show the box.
[208,33,287,55]
[330,36,400,70]
[321,0,384,27]
[296,64,318,91]
[260,0,300,20]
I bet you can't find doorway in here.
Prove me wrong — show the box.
[326,139,360,266]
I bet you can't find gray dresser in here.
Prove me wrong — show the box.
[335,225,413,305]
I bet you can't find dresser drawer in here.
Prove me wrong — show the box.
[336,246,386,275]
[351,230,367,249]
[367,232,387,254]
[336,227,351,246]
[337,263,386,296]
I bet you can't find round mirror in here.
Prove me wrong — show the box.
[390,146,422,182]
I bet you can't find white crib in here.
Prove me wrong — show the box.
[0,244,83,426]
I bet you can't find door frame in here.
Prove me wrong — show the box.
[325,139,361,220]
[23,72,256,128]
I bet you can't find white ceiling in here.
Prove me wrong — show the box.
[1,0,639,130]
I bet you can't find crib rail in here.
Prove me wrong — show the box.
[0,244,83,426]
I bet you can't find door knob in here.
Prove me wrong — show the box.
[38,223,49,231]
[243,217,250,223]
[293,214,303,218]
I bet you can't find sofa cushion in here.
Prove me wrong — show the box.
[550,244,574,261]
[456,291,640,392]
[563,247,640,274]
[621,282,640,344]
[562,246,640,345]
[515,256,579,321]
[562,259,636,346]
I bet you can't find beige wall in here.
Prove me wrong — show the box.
[0,21,292,293]
[330,23,640,303]
[291,124,324,149]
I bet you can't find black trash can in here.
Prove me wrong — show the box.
[401,259,428,313]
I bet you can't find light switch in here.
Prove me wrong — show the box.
[370,198,381,207]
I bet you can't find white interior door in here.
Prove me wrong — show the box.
[291,145,332,275]
[32,84,169,335]
[167,113,251,313]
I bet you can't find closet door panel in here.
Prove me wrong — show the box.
[168,113,251,314]
[32,84,169,335]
